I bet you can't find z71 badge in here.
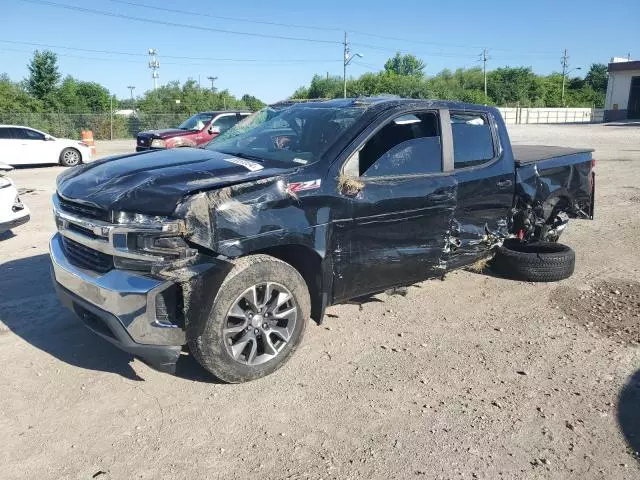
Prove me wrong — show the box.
[287,179,322,193]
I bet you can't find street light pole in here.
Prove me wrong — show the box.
[207,76,218,93]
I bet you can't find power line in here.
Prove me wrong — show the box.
[0,40,337,64]
[350,42,480,59]
[19,0,342,45]
[105,0,343,33]
[105,0,559,57]
[20,0,560,60]
[351,60,381,71]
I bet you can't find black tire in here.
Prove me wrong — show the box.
[491,239,575,282]
[60,147,82,167]
[189,254,310,383]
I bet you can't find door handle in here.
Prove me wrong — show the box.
[496,179,513,188]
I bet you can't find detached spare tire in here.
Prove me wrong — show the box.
[492,240,575,282]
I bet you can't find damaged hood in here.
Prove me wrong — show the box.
[56,149,293,216]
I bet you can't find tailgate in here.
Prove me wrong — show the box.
[514,145,595,220]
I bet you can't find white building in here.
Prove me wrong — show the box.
[604,58,640,121]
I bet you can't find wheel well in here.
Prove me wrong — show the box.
[254,245,324,323]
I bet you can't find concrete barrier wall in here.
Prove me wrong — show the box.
[497,108,605,124]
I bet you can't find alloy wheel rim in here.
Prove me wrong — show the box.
[64,150,79,165]
[223,282,297,366]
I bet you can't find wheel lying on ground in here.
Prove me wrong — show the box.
[491,239,575,282]
[59,147,81,167]
[189,254,310,383]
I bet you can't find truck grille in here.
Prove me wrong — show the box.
[57,195,109,222]
[62,237,113,273]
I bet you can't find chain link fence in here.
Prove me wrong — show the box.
[0,113,187,140]
[1,106,608,140]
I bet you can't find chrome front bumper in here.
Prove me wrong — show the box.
[50,233,185,355]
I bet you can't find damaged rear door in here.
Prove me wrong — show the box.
[332,109,456,302]
[444,110,514,269]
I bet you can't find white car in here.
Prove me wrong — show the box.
[0,162,30,234]
[0,125,93,167]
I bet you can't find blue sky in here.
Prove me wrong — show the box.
[1,0,638,103]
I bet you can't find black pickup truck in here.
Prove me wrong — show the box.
[50,98,595,382]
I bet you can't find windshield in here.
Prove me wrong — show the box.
[178,113,214,131]
[206,104,366,166]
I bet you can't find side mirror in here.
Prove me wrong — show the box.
[44,134,53,141]
[208,125,221,135]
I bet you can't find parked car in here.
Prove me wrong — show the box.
[0,125,93,167]
[135,111,251,152]
[0,162,30,234]
[50,98,595,382]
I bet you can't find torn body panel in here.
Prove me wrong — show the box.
[330,174,457,303]
[513,149,595,241]
[174,175,331,260]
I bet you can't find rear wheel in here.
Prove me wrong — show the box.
[189,255,310,383]
[491,240,575,282]
[60,148,81,167]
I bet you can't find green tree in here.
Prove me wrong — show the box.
[584,63,608,93]
[57,76,110,113]
[0,74,42,112]
[241,94,265,111]
[384,53,426,77]
[26,50,60,100]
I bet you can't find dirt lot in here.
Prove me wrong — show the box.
[1,124,639,479]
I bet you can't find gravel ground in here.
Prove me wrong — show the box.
[1,124,639,480]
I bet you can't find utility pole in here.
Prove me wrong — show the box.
[482,48,489,103]
[148,48,159,90]
[127,85,135,109]
[343,31,362,99]
[206,76,218,93]
[343,32,348,99]
[110,95,114,141]
[561,48,569,106]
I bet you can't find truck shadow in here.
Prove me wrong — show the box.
[0,254,144,381]
[619,369,640,461]
[0,254,223,383]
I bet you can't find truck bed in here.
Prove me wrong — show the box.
[513,145,594,166]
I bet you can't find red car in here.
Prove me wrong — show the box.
[136,111,251,152]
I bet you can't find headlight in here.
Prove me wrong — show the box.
[0,177,12,189]
[113,211,185,234]
[150,139,166,148]
[110,211,195,271]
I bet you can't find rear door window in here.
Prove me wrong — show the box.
[450,112,495,168]
[11,128,45,140]
[358,111,442,177]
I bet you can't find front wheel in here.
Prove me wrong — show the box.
[60,147,81,167]
[189,255,310,383]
